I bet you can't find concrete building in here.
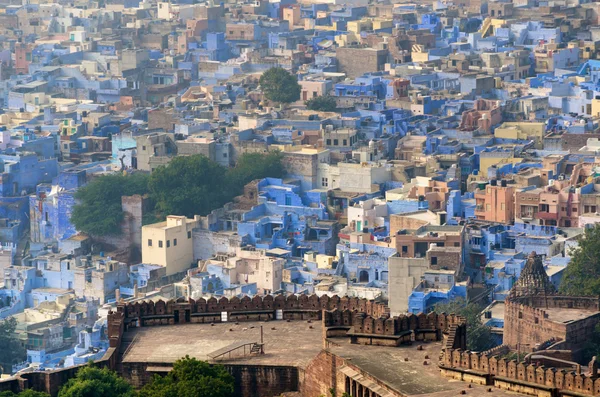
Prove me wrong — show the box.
[336,47,389,78]
[141,215,201,275]
[494,122,545,149]
[474,180,515,224]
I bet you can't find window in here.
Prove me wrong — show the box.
[402,246,408,253]
[159,240,163,248]
[188,231,192,239]
[501,203,505,210]
[167,240,170,248]
[148,239,152,246]
[343,139,347,146]
[333,139,339,146]
[223,153,228,158]
[174,239,177,246]
[454,242,460,247]
[431,257,438,265]
[572,207,577,213]
[142,146,146,151]
[322,177,328,187]
[326,139,331,145]
[486,204,491,211]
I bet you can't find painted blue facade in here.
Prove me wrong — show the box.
[0,153,58,197]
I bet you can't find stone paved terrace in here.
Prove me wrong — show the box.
[121,320,324,367]
[121,320,523,396]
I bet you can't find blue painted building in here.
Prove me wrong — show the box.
[408,270,467,314]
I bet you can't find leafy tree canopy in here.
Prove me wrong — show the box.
[149,152,283,218]
[148,154,228,218]
[559,224,600,296]
[71,173,149,236]
[72,152,284,235]
[0,317,26,373]
[305,95,338,112]
[58,366,136,397]
[259,67,301,104]
[580,322,600,363]
[138,356,234,397]
[226,151,284,196]
[434,298,495,352]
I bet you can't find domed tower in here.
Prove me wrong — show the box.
[509,251,555,300]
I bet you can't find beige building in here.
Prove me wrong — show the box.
[494,122,544,149]
[387,255,429,315]
[205,247,284,294]
[142,216,201,275]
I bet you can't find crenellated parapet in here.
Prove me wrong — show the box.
[441,346,600,396]
[322,309,467,348]
[107,294,391,341]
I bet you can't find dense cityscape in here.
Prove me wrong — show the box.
[1,0,600,395]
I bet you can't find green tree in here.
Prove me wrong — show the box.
[226,151,284,196]
[71,173,149,236]
[139,356,234,397]
[0,317,26,373]
[259,67,301,104]
[305,95,338,112]
[434,298,495,352]
[559,224,600,296]
[58,365,136,397]
[0,390,50,397]
[148,153,284,219]
[580,323,600,363]
[149,155,228,218]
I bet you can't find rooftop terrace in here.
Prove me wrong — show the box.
[122,320,522,396]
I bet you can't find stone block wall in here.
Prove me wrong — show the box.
[323,308,467,347]
[115,294,390,333]
[441,347,600,397]
[504,296,600,353]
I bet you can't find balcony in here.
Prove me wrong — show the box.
[520,213,535,221]
[537,211,558,221]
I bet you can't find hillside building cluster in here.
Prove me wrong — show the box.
[2,0,600,394]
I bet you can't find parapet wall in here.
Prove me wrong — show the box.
[509,295,600,311]
[323,309,465,335]
[441,347,600,396]
[113,294,390,334]
[504,295,600,353]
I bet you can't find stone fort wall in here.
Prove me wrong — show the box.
[440,347,600,397]
[0,295,391,396]
[503,295,600,353]
[0,294,472,397]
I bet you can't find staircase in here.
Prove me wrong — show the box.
[250,343,263,354]
[479,18,493,38]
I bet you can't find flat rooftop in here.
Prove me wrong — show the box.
[122,320,323,368]
[122,321,520,396]
[545,307,600,324]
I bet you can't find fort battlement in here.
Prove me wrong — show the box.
[1,294,393,396]
[504,295,600,354]
[322,308,467,347]
[112,294,390,334]
[440,347,600,396]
